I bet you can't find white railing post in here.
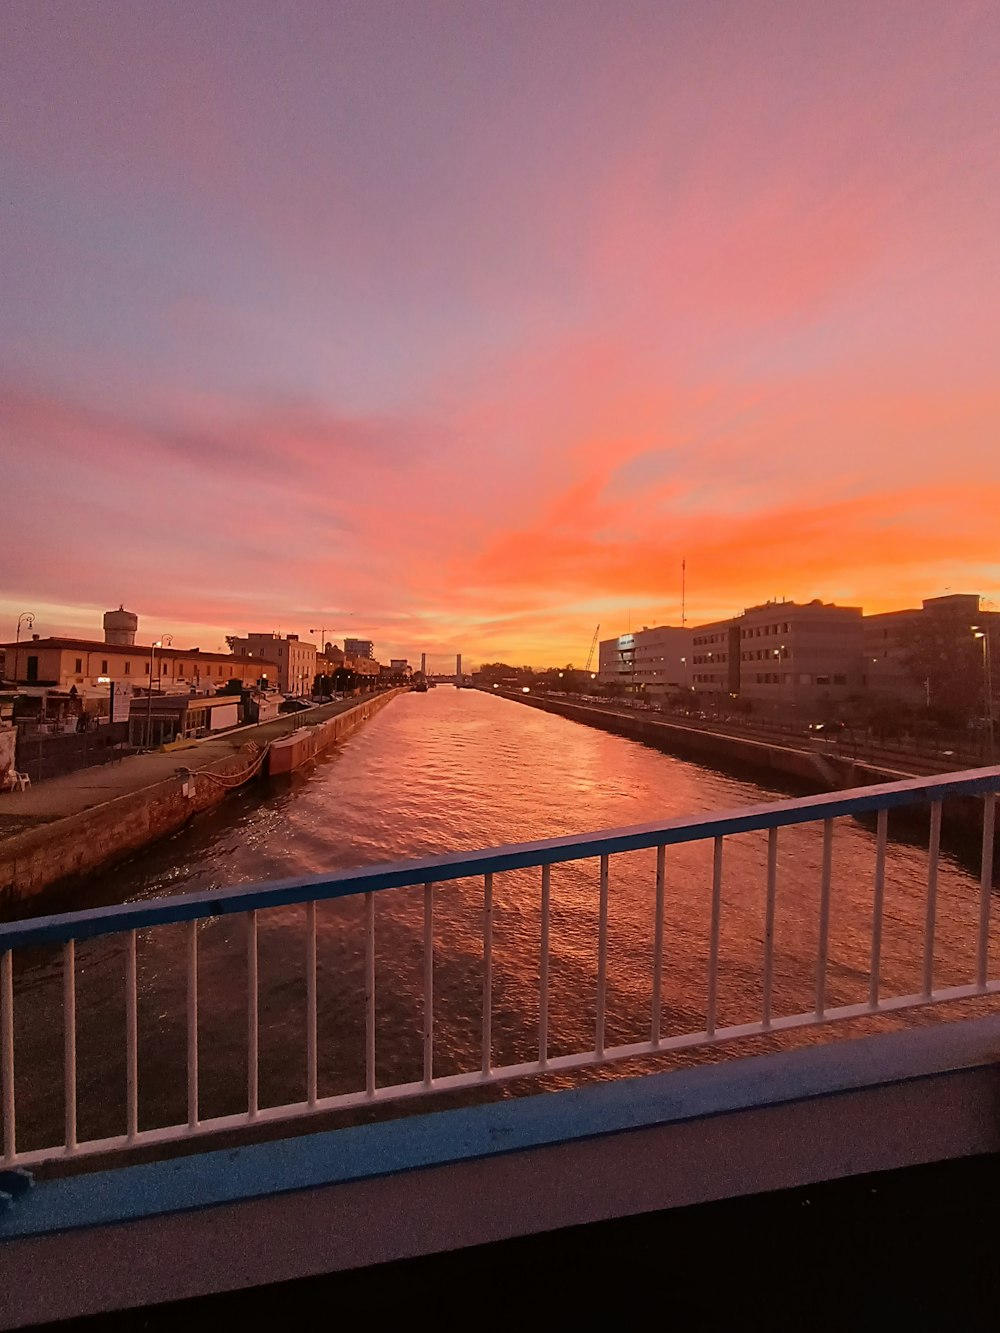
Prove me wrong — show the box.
[816,820,833,1019]
[539,865,551,1066]
[651,846,666,1046]
[706,838,723,1037]
[247,911,258,1118]
[186,920,199,1130]
[306,900,318,1107]
[423,883,434,1086]
[761,828,777,1029]
[596,855,609,1057]
[977,794,996,989]
[869,809,888,1009]
[2,950,14,1164]
[365,892,376,1097]
[63,940,77,1153]
[923,801,942,999]
[126,929,138,1140]
[482,873,493,1076]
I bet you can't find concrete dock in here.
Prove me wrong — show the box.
[0,690,404,907]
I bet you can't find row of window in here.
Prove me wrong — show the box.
[692,653,728,664]
[71,656,235,680]
[742,623,790,638]
[742,648,790,661]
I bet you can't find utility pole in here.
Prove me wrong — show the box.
[681,559,687,628]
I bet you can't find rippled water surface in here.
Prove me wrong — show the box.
[9,687,996,1155]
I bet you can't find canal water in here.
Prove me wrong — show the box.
[8,687,996,1157]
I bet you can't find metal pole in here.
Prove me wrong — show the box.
[983,631,995,765]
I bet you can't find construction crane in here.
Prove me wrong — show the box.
[585,624,601,673]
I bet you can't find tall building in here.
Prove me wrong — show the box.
[229,633,317,695]
[864,594,999,711]
[598,626,693,696]
[598,599,864,714]
[344,638,374,660]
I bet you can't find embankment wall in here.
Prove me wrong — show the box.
[0,690,402,907]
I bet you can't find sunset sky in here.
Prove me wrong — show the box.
[3,0,999,666]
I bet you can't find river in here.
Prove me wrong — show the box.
[9,686,995,1158]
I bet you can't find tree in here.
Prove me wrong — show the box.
[900,615,983,727]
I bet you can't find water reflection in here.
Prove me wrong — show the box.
[9,687,997,1155]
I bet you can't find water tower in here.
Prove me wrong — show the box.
[103,605,138,646]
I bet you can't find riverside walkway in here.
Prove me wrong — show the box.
[0,696,379,836]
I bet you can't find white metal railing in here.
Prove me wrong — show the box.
[1,767,998,1169]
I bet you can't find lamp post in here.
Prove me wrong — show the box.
[972,626,995,764]
[13,612,35,683]
[144,635,173,750]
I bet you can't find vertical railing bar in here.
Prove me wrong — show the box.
[869,809,888,1009]
[976,794,996,989]
[423,883,434,1086]
[186,919,199,1130]
[482,873,493,1076]
[365,892,376,1097]
[596,855,609,1058]
[126,929,138,1141]
[706,837,724,1038]
[651,846,666,1046]
[306,900,318,1107]
[923,801,942,999]
[761,828,778,1029]
[1,950,13,1163]
[247,911,258,1118]
[816,820,834,1019]
[539,865,551,1066]
[63,940,77,1153]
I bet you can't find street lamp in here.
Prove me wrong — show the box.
[13,612,35,683]
[145,635,173,750]
[972,627,995,764]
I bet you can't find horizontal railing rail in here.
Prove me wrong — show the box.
[2,767,998,951]
[1,766,998,1170]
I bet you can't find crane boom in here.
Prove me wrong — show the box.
[585,623,600,672]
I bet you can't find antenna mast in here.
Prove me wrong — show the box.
[681,559,687,628]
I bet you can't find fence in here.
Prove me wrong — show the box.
[15,722,131,784]
[1,766,998,1169]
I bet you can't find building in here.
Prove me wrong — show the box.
[389,659,412,677]
[344,638,375,661]
[0,636,276,699]
[864,594,1000,713]
[127,693,242,749]
[229,633,317,695]
[598,626,693,697]
[598,599,864,715]
[694,599,865,714]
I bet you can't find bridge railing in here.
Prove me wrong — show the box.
[2,767,998,1168]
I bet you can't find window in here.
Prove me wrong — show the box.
[816,675,831,686]
[75,658,83,672]
[101,659,108,673]
[161,661,167,674]
[145,662,150,674]
[124,661,131,674]
[833,674,847,686]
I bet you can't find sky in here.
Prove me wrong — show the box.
[3,0,999,667]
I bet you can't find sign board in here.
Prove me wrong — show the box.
[111,682,132,723]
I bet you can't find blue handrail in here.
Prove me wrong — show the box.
[2,766,997,951]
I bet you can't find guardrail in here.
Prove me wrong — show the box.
[2,767,998,1168]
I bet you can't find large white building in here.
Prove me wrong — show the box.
[598,626,693,697]
[229,633,317,695]
[598,599,865,714]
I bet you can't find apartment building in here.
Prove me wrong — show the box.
[0,636,276,698]
[597,625,693,696]
[229,633,317,695]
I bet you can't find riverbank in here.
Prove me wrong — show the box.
[492,689,914,788]
[0,689,405,907]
